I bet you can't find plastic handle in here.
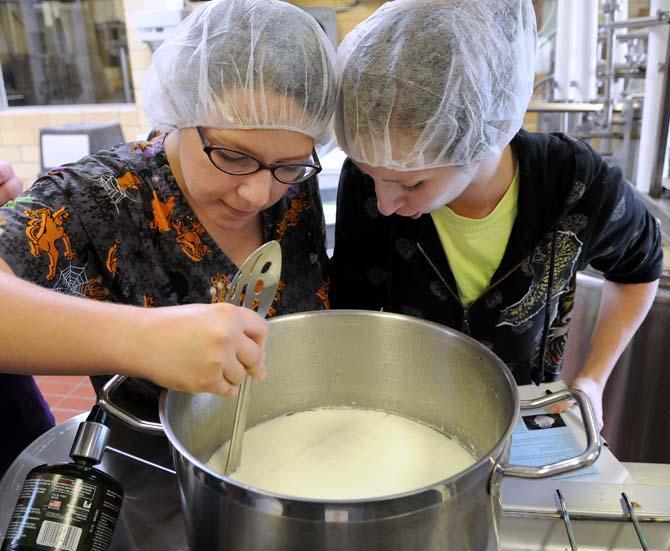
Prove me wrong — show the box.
[499,388,602,479]
[97,374,164,435]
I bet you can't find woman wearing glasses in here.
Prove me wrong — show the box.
[0,0,335,474]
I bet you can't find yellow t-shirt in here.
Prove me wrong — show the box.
[430,170,519,306]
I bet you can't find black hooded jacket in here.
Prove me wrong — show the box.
[330,130,663,385]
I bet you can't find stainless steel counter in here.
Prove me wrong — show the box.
[2,415,669,550]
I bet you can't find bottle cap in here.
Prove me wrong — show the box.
[70,405,111,465]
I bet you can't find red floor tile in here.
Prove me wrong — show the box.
[35,375,86,385]
[70,383,96,399]
[36,381,75,396]
[52,408,88,424]
[36,376,96,424]
[53,395,95,411]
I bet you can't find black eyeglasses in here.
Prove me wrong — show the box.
[196,126,321,185]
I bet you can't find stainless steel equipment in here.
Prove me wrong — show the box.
[3,411,669,550]
[534,2,670,197]
[99,310,599,551]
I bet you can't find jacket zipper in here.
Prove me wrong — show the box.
[417,242,528,335]
[416,242,471,334]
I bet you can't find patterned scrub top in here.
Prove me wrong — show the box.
[0,133,330,312]
[0,133,330,414]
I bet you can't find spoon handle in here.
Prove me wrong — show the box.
[224,376,252,475]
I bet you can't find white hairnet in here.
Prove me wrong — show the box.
[335,0,537,170]
[144,0,337,144]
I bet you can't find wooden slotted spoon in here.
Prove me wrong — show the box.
[224,240,282,475]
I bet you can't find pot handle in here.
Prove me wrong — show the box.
[97,374,165,435]
[498,388,601,479]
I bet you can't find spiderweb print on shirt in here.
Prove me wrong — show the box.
[52,263,89,297]
[98,174,140,213]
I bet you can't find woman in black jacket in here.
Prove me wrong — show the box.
[330,0,662,431]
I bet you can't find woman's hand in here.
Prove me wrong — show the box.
[549,377,604,431]
[549,280,658,432]
[130,303,268,397]
[0,162,22,206]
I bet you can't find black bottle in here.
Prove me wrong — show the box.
[1,406,123,551]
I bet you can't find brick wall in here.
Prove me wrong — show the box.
[1,0,385,189]
[0,0,160,187]
[0,105,145,185]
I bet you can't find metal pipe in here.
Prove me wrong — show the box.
[527,101,604,113]
[621,97,636,180]
[600,10,670,30]
[598,68,647,79]
[602,2,617,144]
[556,490,579,551]
[502,509,670,522]
[650,25,670,198]
[119,46,132,104]
[0,62,8,110]
[533,75,556,94]
[616,32,649,41]
[621,492,650,550]
[573,131,623,139]
[597,61,645,71]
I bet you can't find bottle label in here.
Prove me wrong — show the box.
[2,471,122,551]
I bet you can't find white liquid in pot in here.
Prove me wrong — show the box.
[206,408,476,500]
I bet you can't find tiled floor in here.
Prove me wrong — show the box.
[34,376,96,424]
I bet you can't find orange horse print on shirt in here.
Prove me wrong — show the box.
[85,276,112,301]
[24,206,75,280]
[276,193,312,240]
[316,278,330,310]
[106,240,120,276]
[173,218,212,262]
[267,280,286,318]
[116,171,142,192]
[149,190,175,232]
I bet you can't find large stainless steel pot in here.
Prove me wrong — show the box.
[99,310,600,551]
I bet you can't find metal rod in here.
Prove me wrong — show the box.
[533,75,556,95]
[119,46,132,104]
[597,61,646,71]
[0,61,8,110]
[560,111,569,133]
[616,33,649,42]
[527,101,604,113]
[573,131,623,139]
[556,490,579,551]
[622,97,635,181]
[650,25,670,198]
[105,445,177,476]
[600,69,646,79]
[224,375,252,475]
[600,11,670,30]
[602,2,617,150]
[622,492,651,550]
[503,508,670,522]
